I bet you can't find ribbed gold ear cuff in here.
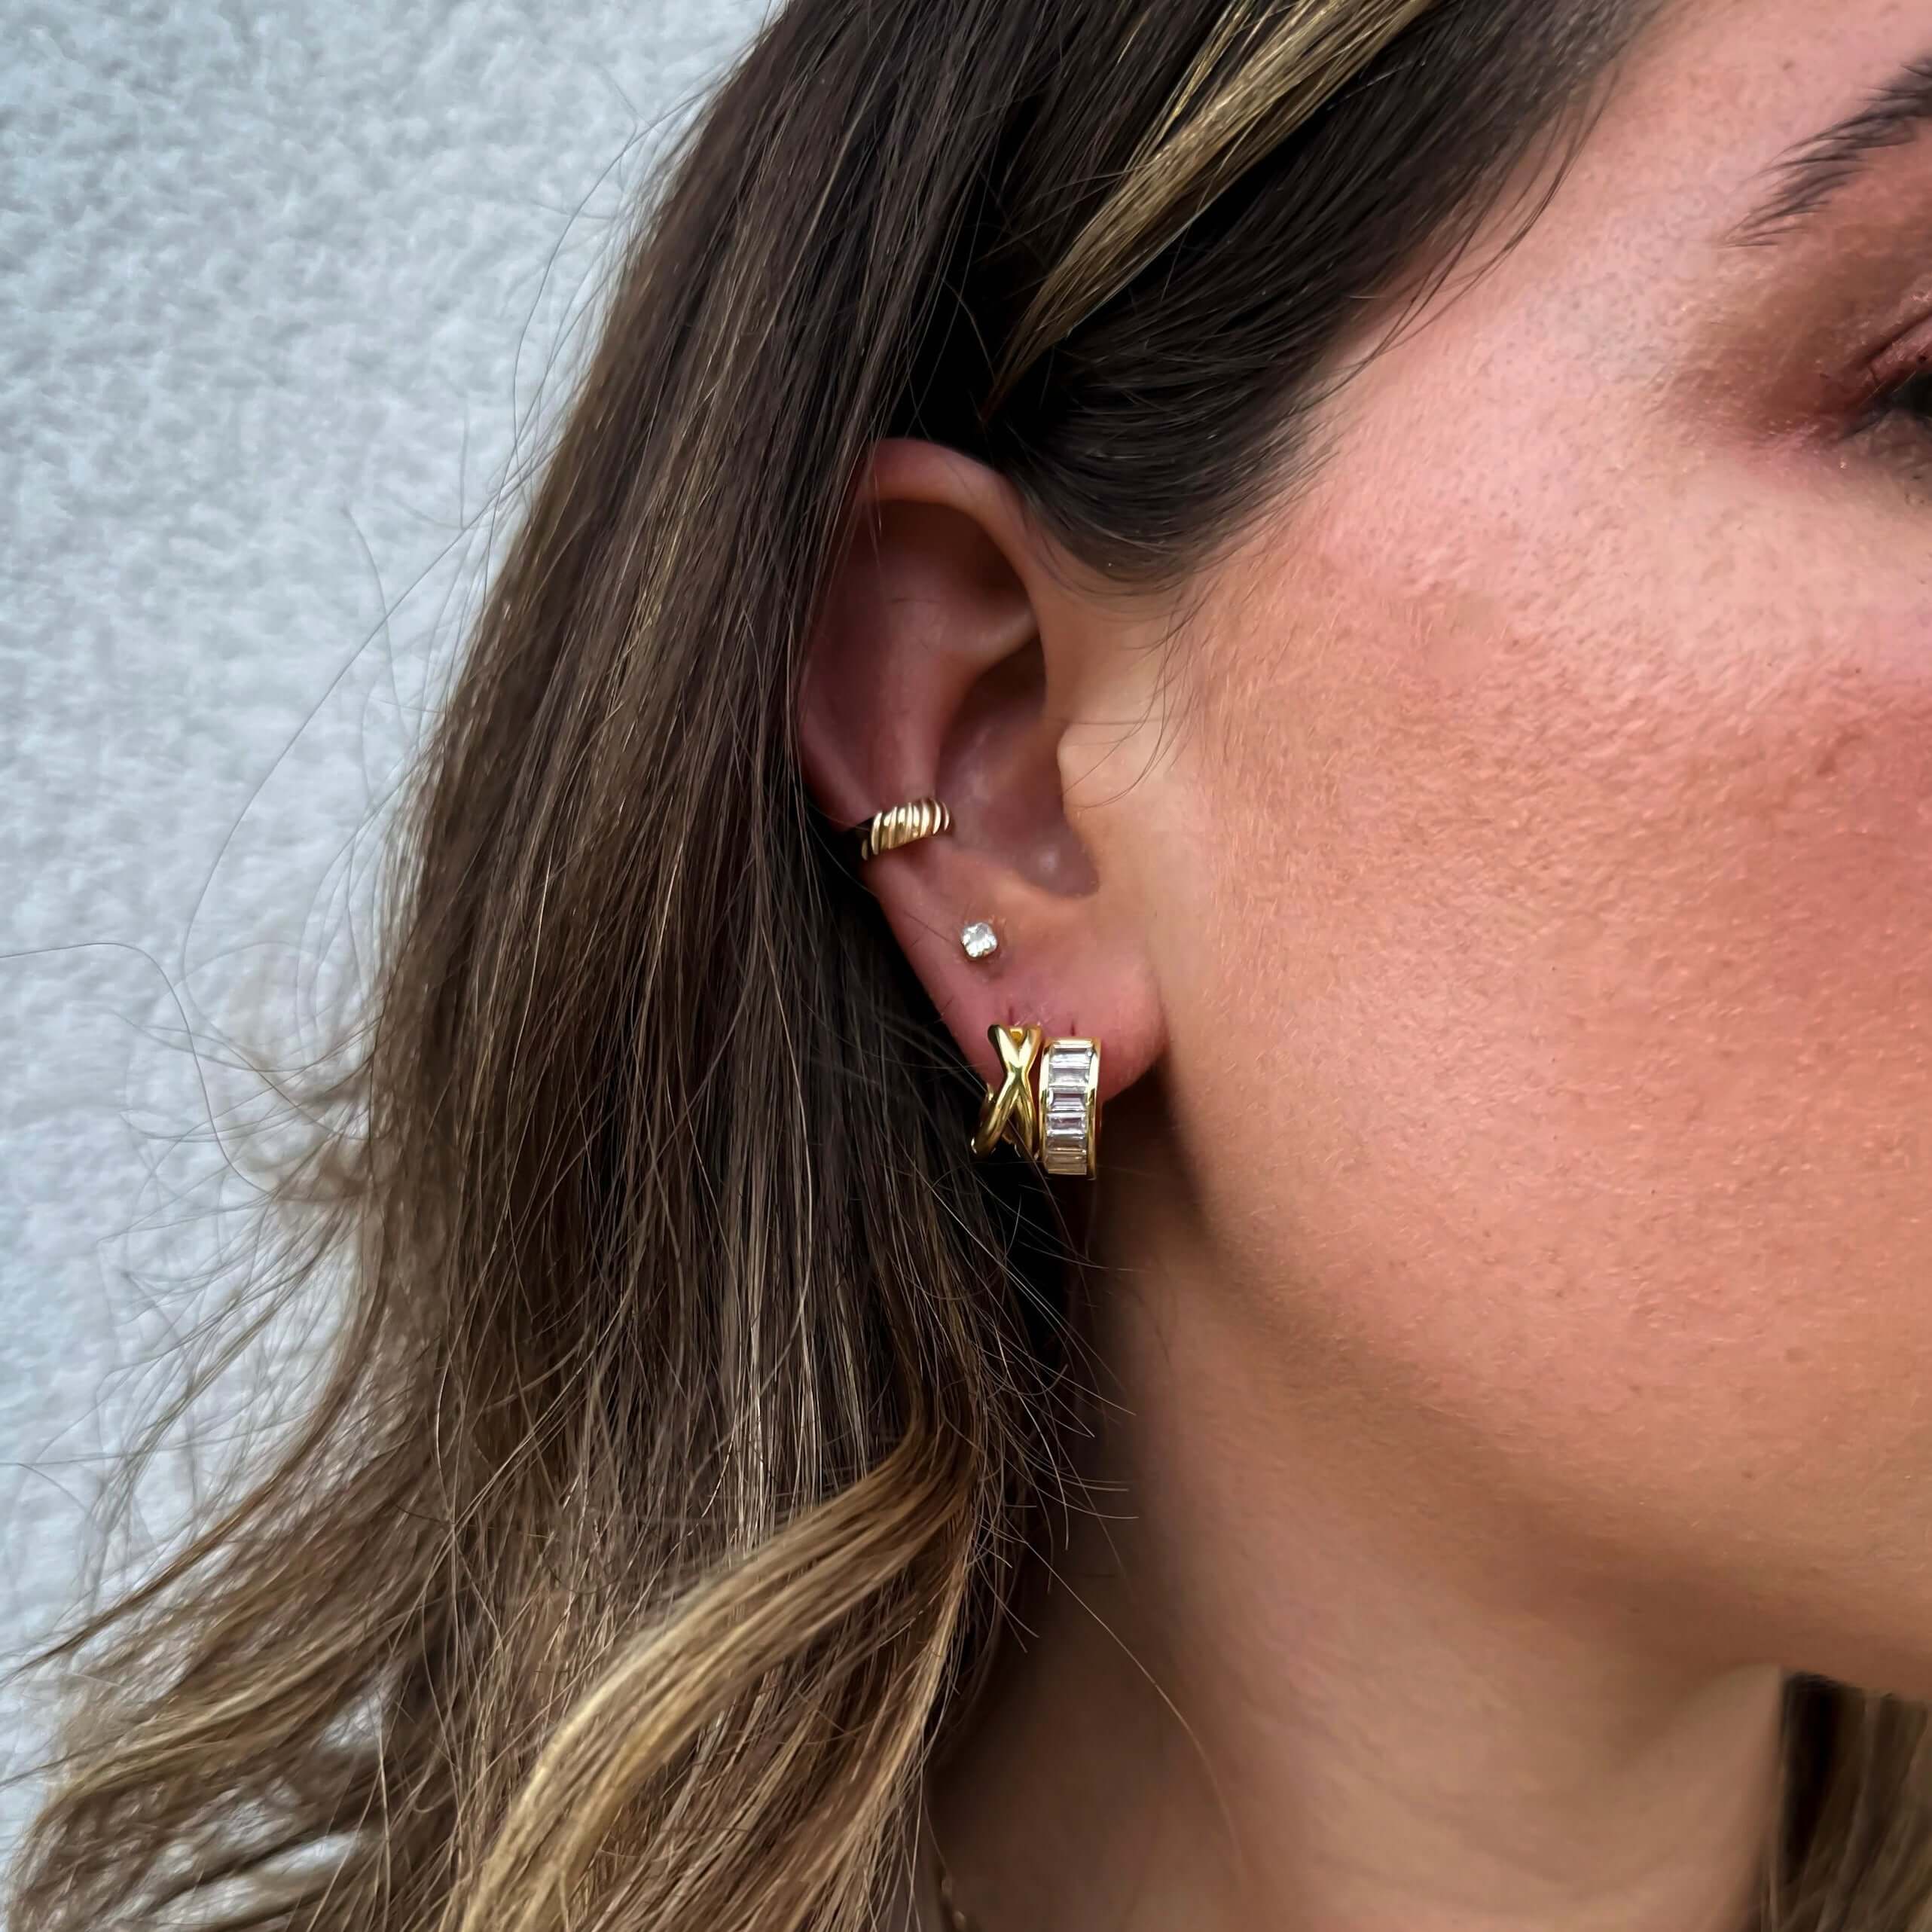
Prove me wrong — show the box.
[850,795,951,864]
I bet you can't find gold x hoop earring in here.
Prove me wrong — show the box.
[971,1022,1101,1177]
[973,1023,1042,1160]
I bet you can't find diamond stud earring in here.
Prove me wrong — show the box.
[960,920,999,962]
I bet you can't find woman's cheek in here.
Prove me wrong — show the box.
[1163,488,1932,1635]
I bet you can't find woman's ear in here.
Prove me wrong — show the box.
[796,438,1166,1100]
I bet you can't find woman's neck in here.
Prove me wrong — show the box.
[923,1105,1787,1932]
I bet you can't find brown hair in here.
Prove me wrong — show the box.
[14,2,1932,1928]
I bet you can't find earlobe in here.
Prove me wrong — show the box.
[795,437,1167,1114]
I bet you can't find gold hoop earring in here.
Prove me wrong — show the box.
[972,1022,1042,1161]
[850,795,951,864]
[971,1022,1101,1177]
[1038,1033,1101,1177]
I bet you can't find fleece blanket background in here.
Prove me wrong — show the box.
[0,0,765,1860]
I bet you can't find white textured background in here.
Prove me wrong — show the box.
[0,0,762,1867]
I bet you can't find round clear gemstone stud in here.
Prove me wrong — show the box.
[960,920,999,962]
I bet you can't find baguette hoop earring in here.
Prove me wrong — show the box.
[970,1022,1101,1177]
[1039,1033,1102,1177]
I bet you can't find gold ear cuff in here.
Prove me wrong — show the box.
[850,795,951,864]
[972,1022,1100,1178]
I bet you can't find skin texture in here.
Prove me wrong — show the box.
[798,0,1932,1925]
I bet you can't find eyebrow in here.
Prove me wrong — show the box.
[1726,50,1932,249]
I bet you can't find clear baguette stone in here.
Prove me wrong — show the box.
[960,920,999,960]
[1039,1040,1097,1174]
